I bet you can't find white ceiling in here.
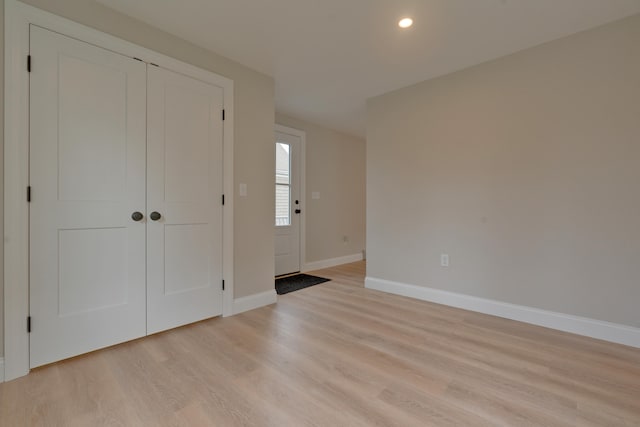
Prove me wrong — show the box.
[96,0,640,137]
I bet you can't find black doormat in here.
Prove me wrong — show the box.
[275,274,331,295]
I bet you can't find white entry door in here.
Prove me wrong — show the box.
[29,26,147,368]
[146,66,224,334]
[275,128,302,276]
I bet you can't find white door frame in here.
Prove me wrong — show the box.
[3,0,235,381]
[274,124,306,276]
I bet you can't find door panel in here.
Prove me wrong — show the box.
[163,85,211,202]
[58,55,127,202]
[164,224,211,295]
[146,66,224,334]
[275,132,301,276]
[58,228,128,316]
[29,26,147,368]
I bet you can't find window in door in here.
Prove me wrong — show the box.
[275,142,291,226]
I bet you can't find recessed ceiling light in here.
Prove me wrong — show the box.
[398,18,413,29]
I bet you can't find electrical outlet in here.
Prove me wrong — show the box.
[440,254,450,267]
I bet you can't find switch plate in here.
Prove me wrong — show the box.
[239,183,247,197]
[312,191,320,200]
[441,254,449,267]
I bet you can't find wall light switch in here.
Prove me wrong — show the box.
[239,183,247,197]
[441,254,450,267]
[312,191,320,200]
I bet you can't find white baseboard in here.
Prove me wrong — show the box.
[232,290,277,315]
[302,253,364,272]
[0,358,5,382]
[365,277,640,349]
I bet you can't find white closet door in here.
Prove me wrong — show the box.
[29,26,147,368]
[146,66,224,334]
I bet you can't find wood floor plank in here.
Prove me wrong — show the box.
[291,284,640,418]
[1,261,639,426]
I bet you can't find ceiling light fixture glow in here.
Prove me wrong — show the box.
[398,18,413,28]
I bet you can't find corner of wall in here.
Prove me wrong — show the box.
[232,290,277,316]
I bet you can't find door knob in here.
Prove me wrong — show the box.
[131,212,144,221]
[150,211,162,221]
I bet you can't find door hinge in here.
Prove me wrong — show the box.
[222,109,225,121]
[27,186,32,202]
[27,316,32,333]
[222,280,225,291]
[27,55,31,73]
[222,194,225,206]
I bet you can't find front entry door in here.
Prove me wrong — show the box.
[29,26,147,368]
[275,128,302,276]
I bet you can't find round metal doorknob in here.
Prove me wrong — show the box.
[131,211,144,222]
[150,211,162,221]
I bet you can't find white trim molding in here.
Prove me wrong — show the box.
[365,277,640,349]
[302,253,364,273]
[232,290,278,316]
[4,0,234,381]
[0,358,5,382]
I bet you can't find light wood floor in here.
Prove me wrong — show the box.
[2,261,640,426]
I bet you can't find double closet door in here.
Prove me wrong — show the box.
[29,26,225,368]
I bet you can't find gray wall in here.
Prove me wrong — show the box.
[2,0,276,357]
[276,113,366,264]
[367,14,640,328]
